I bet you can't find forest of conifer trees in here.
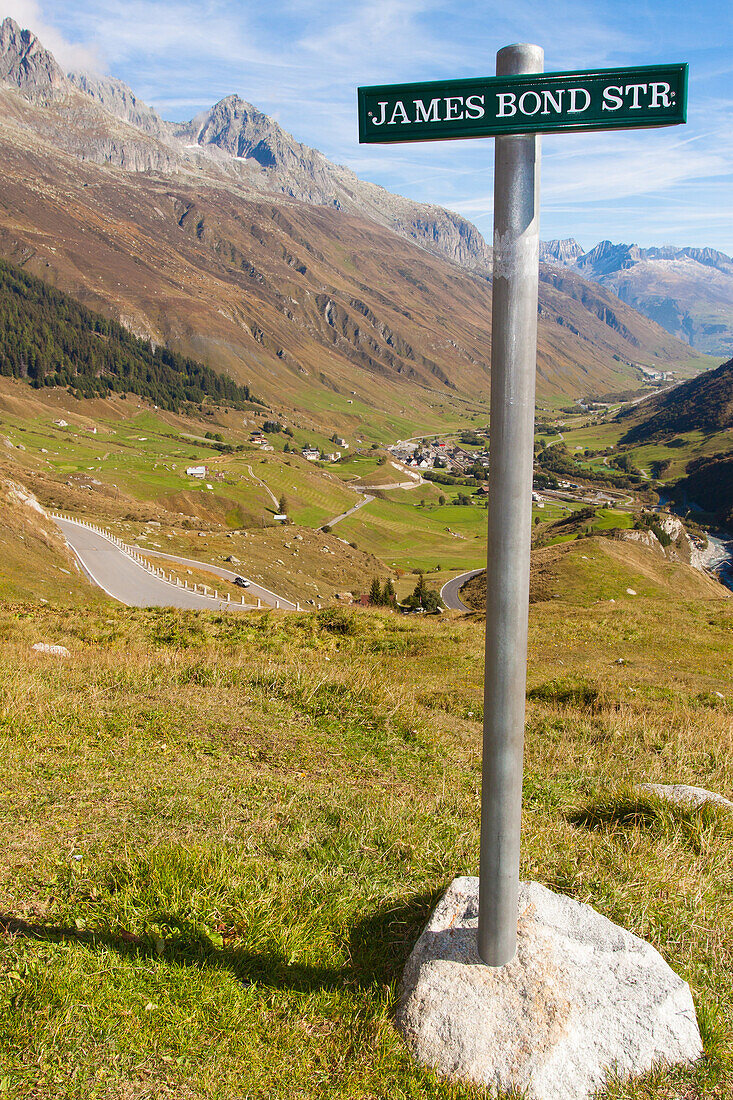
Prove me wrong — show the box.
[0,259,260,411]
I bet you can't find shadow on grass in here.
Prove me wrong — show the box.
[567,792,668,830]
[0,888,442,996]
[567,790,733,855]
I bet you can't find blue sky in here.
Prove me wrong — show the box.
[4,0,732,253]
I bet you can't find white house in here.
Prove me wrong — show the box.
[186,465,207,478]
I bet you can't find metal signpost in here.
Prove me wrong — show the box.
[359,47,687,967]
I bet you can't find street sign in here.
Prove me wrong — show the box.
[358,64,687,143]
[357,45,687,969]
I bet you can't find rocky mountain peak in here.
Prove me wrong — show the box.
[576,240,638,276]
[67,71,168,139]
[176,95,316,172]
[0,16,69,103]
[539,239,584,265]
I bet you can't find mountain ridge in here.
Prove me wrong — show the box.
[0,17,492,275]
[541,238,733,355]
[0,16,710,436]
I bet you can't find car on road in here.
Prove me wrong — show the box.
[233,576,251,588]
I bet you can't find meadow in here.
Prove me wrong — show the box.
[0,559,731,1099]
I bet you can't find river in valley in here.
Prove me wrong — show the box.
[701,531,733,591]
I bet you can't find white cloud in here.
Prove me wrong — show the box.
[0,0,104,71]
[298,0,463,78]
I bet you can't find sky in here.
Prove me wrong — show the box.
[3,0,732,254]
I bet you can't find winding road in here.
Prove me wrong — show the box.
[324,494,374,528]
[141,546,297,609]
[440,568,483,611]
[245,464,279,508]
[54,517,296,611]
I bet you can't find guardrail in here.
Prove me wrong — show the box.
[49,513,266,609]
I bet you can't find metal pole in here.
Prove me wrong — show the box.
[478,42,543,967]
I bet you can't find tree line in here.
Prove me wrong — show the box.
[0,259,260,411]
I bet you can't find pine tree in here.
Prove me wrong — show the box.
[412,572,427,606]
[382,579,395,605]
[0,257,260,411]
[369,577,382,605]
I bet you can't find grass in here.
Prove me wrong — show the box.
[0,581,731,1099]
[336,496,489,571]
[1,369,731,1097]
[464,535,726,608]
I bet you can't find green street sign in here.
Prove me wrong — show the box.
[358,64,687,143]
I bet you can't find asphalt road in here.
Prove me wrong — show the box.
[56,518,249,610]
[325,494,374,528]
[440,568,483,612]
[140,546,297,610]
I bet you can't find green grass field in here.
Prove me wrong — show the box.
[0,565,731,1099]
[543,508,635,546]
[336,496,489,571]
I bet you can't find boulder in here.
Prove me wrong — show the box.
[31,642,70,657]
[397,877,701,1100]
[641,783,733,812]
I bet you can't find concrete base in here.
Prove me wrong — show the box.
[396,877,702,1100]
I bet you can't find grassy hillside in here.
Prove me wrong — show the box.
[618,357,733,444]
[673,452,733,523]
[0,380,358,530]
[0,583,731,1099]
[462,535,726,609]
[0,474,103,605]
[0,380,526,577]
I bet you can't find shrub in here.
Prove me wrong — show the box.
[527,677,600,708]
[316,608,358,635]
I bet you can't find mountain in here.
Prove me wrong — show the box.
[0,16,66,102]
[539,239,584,266]
[0,17,708,434]
[618,356,733,443]
[541,238,733,356]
